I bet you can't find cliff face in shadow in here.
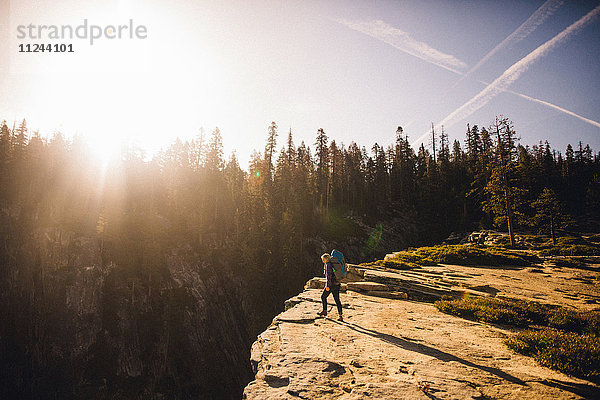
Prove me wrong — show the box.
[0,208,420,399]
[0,228,252,399]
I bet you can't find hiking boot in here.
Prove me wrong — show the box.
[337,314,343,322]
[317,310,327,317]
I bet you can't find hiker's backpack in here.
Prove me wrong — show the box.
[330,249,347,281]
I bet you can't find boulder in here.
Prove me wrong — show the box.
[305,278,347,292]
[346,281,390,292]
[305,277,326,289]
[346,265,365,279]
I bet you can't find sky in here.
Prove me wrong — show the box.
[1,0,599,166]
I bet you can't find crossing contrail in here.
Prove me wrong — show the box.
[417,4,600,145]
[505,89,600,129]
[335,18,467,75]
[457,0,564,84]
[334,12,600,143]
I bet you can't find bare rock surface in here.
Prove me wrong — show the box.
[351,262,600,309]
[244,262,600,399]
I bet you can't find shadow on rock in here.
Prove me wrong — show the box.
[333,320,526,386]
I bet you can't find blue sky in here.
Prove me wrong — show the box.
[1,0,599,165]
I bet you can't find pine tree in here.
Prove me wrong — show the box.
[205,127,225,230]
[390,126,415,204]
[224,153,245,201]
[206,127,224,172]
[575,141,584,163]
[13,119,28,162]
[191,127,206,170]
[585,174,600,217]
[315,128,329,212]
[451,140,462,163]
[430,123,437,163]
[467,124,481,164]
[416,143,429,179]
[0,121,11,203]
[371,143,389,204]
[346,142,366,211]
[329,140,344,208]
[483,117,524,246]
[264,121,278,181]
[566,144,574,163]
[286,129,296,168]
[439,125,450,164]
[532,188,567,245]
[0,120,10,159]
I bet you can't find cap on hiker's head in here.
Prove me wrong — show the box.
[321,253,331,261]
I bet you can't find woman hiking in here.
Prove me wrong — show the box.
[318,253,343,321]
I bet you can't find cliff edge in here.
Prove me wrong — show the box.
[243,262,600,399]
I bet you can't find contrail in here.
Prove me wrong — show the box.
[335,18,467,74]
[505,89,600,129]
[334,12,600,142]
[457,0,564,84]
[414,83,600,145]
[417,4,600,145]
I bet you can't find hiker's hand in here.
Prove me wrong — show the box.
[325,286,330,291]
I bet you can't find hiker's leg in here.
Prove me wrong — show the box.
[331,285,342,315]
[321,287,330,312]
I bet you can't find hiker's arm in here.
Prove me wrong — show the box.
[326,262,332,288]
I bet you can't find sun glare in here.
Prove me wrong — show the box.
[87,135,123,166]
[8,0,251,166]
[15,1,233,161]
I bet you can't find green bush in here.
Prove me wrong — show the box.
[537,236,600,256]
[540,244,600,256]
[551,257,586,268]
[547,308,600,336]
[506,329,600,381]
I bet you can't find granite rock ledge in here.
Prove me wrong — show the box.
[243,263,600,399]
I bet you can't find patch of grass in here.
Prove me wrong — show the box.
[540,244,600,256]
[536,236,600,256]
[546,308,600,335]
[362,259,420,270]
[380,245,539,267]
[506,329,600,382]
[436,296,600,381]
[435,297,549,327]
[435,296,600,335]
[551,257,587,268]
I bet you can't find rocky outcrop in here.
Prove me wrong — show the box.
[243,262,600,399]
[464,231,550,247]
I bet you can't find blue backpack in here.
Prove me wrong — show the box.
[330,249,347,280]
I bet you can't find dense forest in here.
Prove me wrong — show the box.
[0,116,599,398]
[1,116,600,319]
